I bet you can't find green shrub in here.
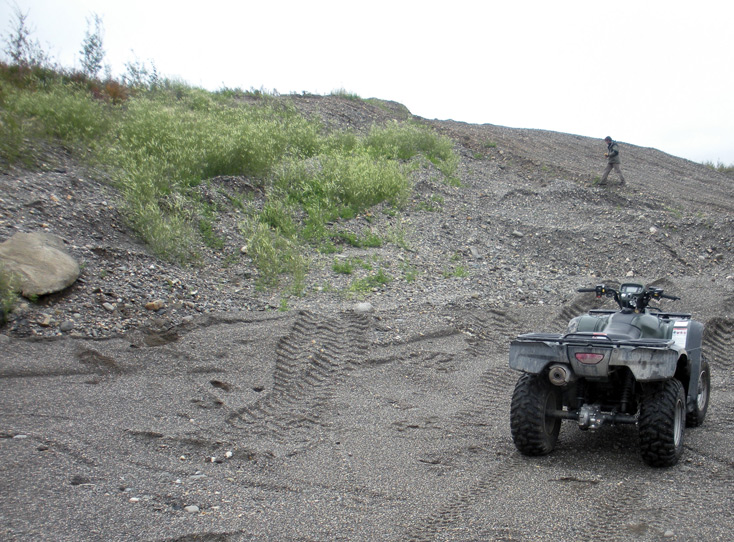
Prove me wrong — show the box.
[366,121,454,162]
[365,121,458,182]
[0,97,29,165]
[443,265,469,279]
[1,66,462,289]
[241,218,307,289]
[122,196,198,263]
[276,151,410,222]
[334,229,383,248]
[703,160,734,177]
[348,269,392,294]
[198,218,225,250]
[332,258,354,274]
[8,83,111,146]
[0,264,18,321]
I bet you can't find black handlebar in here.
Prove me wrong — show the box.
[577,283,679,311]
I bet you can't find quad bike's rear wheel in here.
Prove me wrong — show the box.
[510,372,562,456]
[639,378,686,467]
[686,358,710,427]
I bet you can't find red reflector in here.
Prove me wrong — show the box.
[575,353,604,364]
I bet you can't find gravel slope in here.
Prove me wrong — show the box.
[1,95,732,541]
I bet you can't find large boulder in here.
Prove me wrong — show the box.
[0,232,80,297]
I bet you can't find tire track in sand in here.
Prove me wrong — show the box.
[403,453,522,542]
[226,310,369,451]
[703,317,733,370]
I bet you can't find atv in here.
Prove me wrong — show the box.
[509,283,710,467]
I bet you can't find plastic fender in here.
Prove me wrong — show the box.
[608,345,683,381]
[509,339,563,373]
[683,320,705,406]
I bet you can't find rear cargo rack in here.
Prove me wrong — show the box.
[515,331,674,349]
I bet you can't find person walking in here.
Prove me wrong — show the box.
[600,136,625,185]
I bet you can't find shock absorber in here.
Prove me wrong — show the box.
[576,379,586,408]
[619,370,635,413]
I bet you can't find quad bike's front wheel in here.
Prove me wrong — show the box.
[686,358,710,427]
[639,378,686,467]
[510,372,562,456]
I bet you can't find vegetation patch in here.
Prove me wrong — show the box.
[0,264,18,322]
[0,11,460,290]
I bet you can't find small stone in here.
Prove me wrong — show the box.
[60,321,75,332]
[663,530,675,538]
[354,302,373,313]
[145,299,165,311]
[129,497,140,503]
[184,505,200,514]
[39,314,53,327]
[102,302,116,312]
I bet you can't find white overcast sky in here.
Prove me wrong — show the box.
[2,0,733,164]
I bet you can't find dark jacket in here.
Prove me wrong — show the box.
[607,141,621,164]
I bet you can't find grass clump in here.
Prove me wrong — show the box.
[241,218,307,293]
[0,265,19,323]
[365,121,458,181]
[348,269,392,295]
[332,258,354,274]
[0,77,113,164]
[443,265,469,279]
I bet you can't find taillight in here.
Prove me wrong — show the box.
[575,353,604,364]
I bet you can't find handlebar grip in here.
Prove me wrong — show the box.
[577,288,597,293]
[662,294,680,300]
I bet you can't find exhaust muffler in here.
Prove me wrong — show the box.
[548,364,576,386]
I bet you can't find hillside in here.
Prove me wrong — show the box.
[2,94,734,542]
[1,94,731,338]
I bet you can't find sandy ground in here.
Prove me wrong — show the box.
[2,301,733,542]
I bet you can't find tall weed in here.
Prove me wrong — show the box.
[241,218,307,290]
[7,82,110,145]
